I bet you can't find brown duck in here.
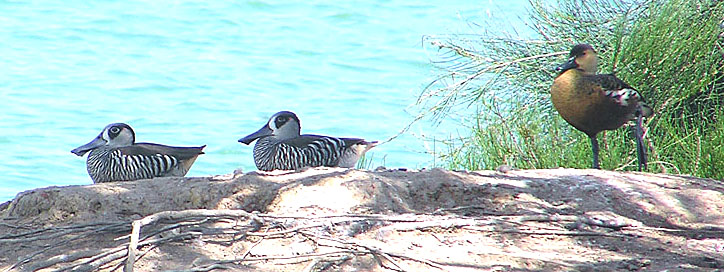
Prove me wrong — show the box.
[551,44,652,170]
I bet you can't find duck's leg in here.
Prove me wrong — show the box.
[590,135,601,169]
[634,114,648,171]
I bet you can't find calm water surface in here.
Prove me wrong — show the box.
[0,1,528,201]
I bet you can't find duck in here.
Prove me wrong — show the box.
[71,123,205,183]
[550,44,652,170]
[238,111,378,171]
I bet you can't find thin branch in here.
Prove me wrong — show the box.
[124,209,256,272]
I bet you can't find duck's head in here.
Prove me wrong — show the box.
[556,43,598,74]
[71,123,135,156]
[238,111,301,144]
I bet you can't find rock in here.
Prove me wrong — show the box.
[1,168,723,271]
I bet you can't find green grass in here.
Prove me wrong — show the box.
[417,0,724,177]
[355,152,386,170]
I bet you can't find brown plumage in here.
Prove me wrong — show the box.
[551,44,652,170]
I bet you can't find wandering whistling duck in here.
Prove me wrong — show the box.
[550,44,652,170]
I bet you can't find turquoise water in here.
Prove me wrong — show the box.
[0,1,527,201]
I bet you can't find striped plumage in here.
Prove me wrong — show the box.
[239,111,378,171]
[551,44,653,170]
[71,123,205,183]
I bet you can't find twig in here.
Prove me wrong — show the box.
[239,236,265,261]
[301,255,353,272]
[197,250,358,266]
[0,222,128,242]
[164,264,231,272]
[56,231,199,272]
[124,209,255,272]
[0,222,31,229]
[431,205,496,215]
[26,249,104,271]
[256,213,421,222]
[301,230,446,271]
[8,224,126,272]
[462,226,627,238]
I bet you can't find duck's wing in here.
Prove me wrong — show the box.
[119,143,206,160]
[585,73,650,113]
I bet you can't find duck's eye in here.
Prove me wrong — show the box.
[110,126,121,134]
[273,116,288,129]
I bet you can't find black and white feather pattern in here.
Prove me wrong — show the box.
[85,143,203,183]
[239,111,377,171]
[253,135,367,171]
[584,73,653,116]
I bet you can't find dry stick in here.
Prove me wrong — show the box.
[164,264,231,272]
[1,222,128,243]
[66,250,129,272]
[381,252,446,272]
[26,249,104,271]
[55,242,129,272]
[0,223,77,240]
[144,218,211,238]
[0,222,31,229]
[246,223,326,238]
[301,230,445,271]
[252,214,422,237]
[630,226,724,234]
[500,214,632,230]
[313,255,353,272]
[108,243,160,272]
[375,251,407,272]
[462,226,627,238]
[189,250,359,269]
[6,222,130,270]
[300,230,408,272]
[301,255,353,272]
[239,237,264,260]
[57,231,199,272]
[0,221,127,240]
[107,242,161,272]
[257,213,402,220]
[159,218,381,271]
[238,225,271,261]
[309,232,406,272]
[114,218,210,242]
[8,225,123,272]
[432,205,499,215]
[57,212,257,271]
[301,258,322,272]
[125,220,142,272]
[124,209,255,272]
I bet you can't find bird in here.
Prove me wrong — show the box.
[550,43,652,170]
[238,111,378,171]
[71,123,205,183]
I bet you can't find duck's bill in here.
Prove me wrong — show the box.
[555,57,577,72]
[238,125,272,145]
[71,136,105,156]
